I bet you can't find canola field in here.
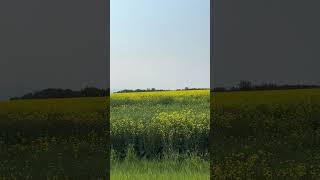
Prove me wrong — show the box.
[111,90,210,159]
[212,88,320,179]
[0,97,108,179]
[110,90,210,179]
[1,88,319,179]
[0,90,210,179]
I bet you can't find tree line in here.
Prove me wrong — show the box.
[10,87,110,100]
[115,87,209,93]
[212,80,320,92]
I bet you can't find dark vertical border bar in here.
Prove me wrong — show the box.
[0,0,110,178]
[210,0,214,91]
[210,1,320,179]
[210,0,214,179]
[106,0,110,179]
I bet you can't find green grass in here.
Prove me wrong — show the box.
[112,161,209,180]
[111,146,209,180]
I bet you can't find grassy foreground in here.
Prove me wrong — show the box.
[111,148,209,180]
[112,160,209,180]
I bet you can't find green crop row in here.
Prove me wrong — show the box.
[111,110,209,159]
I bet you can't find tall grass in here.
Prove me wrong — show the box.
[111,145,209,180]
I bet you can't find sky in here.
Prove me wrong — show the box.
[212,0,320,88]
[111,0,210,90]
[0,0,108,100]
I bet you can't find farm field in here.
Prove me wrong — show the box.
[1,88,319,179]
[110,90,210,179]
[0,97,108,179]
[211,88,320,179]
[0,90,211,179]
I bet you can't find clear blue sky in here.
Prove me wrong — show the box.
[111,0,210,90]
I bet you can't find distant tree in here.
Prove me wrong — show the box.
[81,87,106,97]
[22,93,34,99]
[10,87,109,100]
[239,80,253,90]
[213,87,226,92]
